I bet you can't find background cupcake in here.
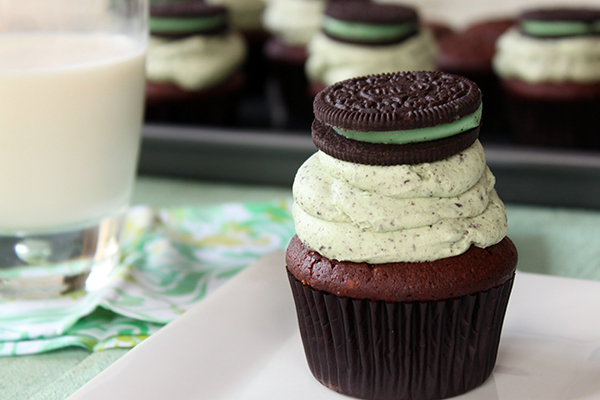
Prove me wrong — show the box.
[206,0,268,95]
[493,8,600,148]
[262,0,326,127]
[437,18,515,138]
[305,0,438,96]
[145,1,247,125]
[287,71,517,400]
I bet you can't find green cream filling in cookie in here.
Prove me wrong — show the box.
[323,17,417,42]
[333,104,482,144]
[150,16,226,34]
[521,19,600,37]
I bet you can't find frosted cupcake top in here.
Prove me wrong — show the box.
[292,71,508,263]
[146,1,247,90]
[494,8,600,83]
[305,2,438,86]
[306,30,437,86]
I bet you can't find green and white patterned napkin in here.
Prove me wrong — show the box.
[0,200,295,356]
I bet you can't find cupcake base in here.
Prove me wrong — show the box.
[241,29,270,96]
[145,71,245,126]
[309,82,327,100]
[264,37,313,127]
[501,78,600,149]
[435,29,512,138]
[288,271,514,400]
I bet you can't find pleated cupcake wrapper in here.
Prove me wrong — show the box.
[504,90,600,149]
[288,272,514,400]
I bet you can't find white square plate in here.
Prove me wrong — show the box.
[69,251,600,400]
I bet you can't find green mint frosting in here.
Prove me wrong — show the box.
[149,16,226,34]
[334,104,482,144]
[323,17,417,42]
[521,19,600,37]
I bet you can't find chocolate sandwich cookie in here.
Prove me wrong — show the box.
[519,8,600,38]
[312,71,482,165]
[150,1,229,38]
[322,0,419,45]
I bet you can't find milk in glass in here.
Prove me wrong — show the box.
[0,32,145,232]
[0,32,146,297]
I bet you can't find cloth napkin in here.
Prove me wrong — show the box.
[0,200,295,356]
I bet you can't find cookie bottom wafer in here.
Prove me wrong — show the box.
[312,119,479,165]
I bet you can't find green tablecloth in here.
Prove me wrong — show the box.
[2,175,600,400]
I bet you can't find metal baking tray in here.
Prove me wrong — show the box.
[140,124,600,210]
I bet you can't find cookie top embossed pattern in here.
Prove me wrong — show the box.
[313,71,481,132]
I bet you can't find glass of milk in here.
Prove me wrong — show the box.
[0,0,147,298]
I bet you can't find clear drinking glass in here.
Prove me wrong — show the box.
[0,0,147,298]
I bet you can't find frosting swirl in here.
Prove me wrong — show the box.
[292,140,507,263]
[262,0,325,46]
[494,27,600,83]
[305,29,438,86]
[146,32,246,90]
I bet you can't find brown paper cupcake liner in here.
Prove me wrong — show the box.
[502,91,600,149]
[288,271,514,400]
[145,71,245,126]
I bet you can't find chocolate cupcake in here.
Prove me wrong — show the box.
[493,8,600,148]
[436,18,515,137]
[287,71,517,400]
[205,0,269,95]
[145,1,247,125]
[262,0,327,126]
[424,20,454,41]
[305,1,438,97]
